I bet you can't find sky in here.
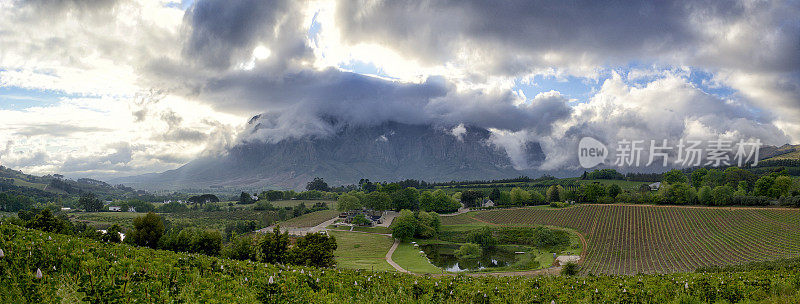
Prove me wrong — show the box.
[0,0,798,179]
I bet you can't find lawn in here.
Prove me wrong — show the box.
[269,199,337,209]
[328,230,395,272]
[278,209,339,228]
[351,226,391,234]
[391,242,443,274]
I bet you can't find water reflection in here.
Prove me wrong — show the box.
[420,243,518,272]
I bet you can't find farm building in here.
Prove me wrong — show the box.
[108,206,122,212]
[481,199,495,208]
[648,182,661,190]
[339,209,383,226]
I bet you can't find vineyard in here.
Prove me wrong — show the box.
[474,204,800,275]
[3,223,800,303]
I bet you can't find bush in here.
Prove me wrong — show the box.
[468,227,497,250]
[549,201,568,208]
[454,243,482,259]
[561,262,579,275]
[254,201,277,211]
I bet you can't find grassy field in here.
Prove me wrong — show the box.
[277,209,339,228]
[269,199,337,209]
[391,242,443,274]
[473,204,800,275]
[328,230,395,271]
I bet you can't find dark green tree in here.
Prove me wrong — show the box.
[306,177,330,191]
[79,193,103,212]
[128,212,164,248]
[259,226,290,264]
[289,233,337,268]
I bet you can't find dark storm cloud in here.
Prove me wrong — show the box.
[184,0,311,70]
[335,0,799,74]
[159,0,574,142]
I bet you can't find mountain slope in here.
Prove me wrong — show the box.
[118,122,543,190]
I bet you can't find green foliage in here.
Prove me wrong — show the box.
[391,210,418,241]
[509,187,530,205]
[239,192,256,204]
[663,169,688,184]
[561,262,579,276]
[419,190,460,213]
[288,232,337,268]
[711,185,734,206]
[351,214,371,226]
[101,224,123,243]
[546,185,563,203]
[222,233,259,261]
[460,190,484,208]
[337,194,362,211]
[607,184,622,199]
[259,226,290,264]
[79,193,103,212]
[454,243,482,259]
[254,200,277,211]
[2,223,800,303]
[156,201,189,213]
[585,169,625,180]
[698,186,713,205]
[467,226,496,250]
[306,177,330,192]
[364,191,391,211]
[128,212,164,249]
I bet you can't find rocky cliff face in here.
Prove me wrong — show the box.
[119,122,544,190]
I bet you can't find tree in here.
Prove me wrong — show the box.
[607,184,622,199]
[79,193,103,212]
[662,169,688,184]
[101,224,123,243]
[546,185,563,202]
[468,226,496,250]
[306,177,330,192]
[364,191,392,211]
[128,212,164,249]
[529,190,546,205]
[691,168,708,188]
[337,194,362,211]
[510,187,530,205]
[460,190,484,208]
[238,192,255,204]
[754,176,775,197]
[561,262,579,276]
[391,209,417,241]
[698,186,713,206]
[772,176,795,197]
[454,243,482,259]
[489,188,501,202]
[259,226,290,264]
[712,185,733,206]
[289,233,337,268]
[416,211,440,239]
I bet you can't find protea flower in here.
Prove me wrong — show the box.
[35,268,43,279]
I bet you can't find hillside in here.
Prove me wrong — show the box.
[116,121,544,190]
[0,166,149,202]
[3,223,800,303]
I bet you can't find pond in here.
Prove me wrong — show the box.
[419,243,518,272]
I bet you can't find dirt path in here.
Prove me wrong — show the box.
[385,239,409,273]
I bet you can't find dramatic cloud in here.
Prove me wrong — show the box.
[0,0,796,177]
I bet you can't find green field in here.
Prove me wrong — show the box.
[329,230,394,272]
[4,223,800,302]
[391,242,442,274]
[277,209,339,228]
[473,204,800,275]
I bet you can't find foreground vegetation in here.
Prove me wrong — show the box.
[3,223,800,303]
[475,204,800,275]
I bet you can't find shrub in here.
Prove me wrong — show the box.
[561,262,579,276]
[454,243,482,259]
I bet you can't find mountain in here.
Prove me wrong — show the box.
[116,122,544,190]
